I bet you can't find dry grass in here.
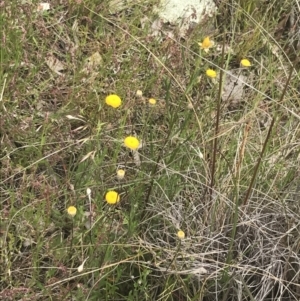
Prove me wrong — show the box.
[1,0,300,300]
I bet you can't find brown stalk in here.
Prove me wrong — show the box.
[210,35,225,200]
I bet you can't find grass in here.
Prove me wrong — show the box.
[1,0,300,300]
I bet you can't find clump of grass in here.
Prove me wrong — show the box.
[1,0,300,300]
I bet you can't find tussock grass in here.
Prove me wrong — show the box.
[1,0,300,300]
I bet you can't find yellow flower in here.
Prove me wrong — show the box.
[105,94,122,108]
[177,230,185,239]
[240,59,251,67]
[67,206,77,217]
[206,69,217,78]
[136,90,143,97]
[116,169,125,180]
[198,36,214,53]
[148,98,156,105]
[105,190,120,204]
[124,136,140,150]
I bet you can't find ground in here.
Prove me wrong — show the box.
[1,0,300,300]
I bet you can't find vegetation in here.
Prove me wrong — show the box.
[1,0,300,300]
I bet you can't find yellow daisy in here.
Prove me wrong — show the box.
[67,206,77,217]
[240,59,251,67]
[105,94,122,108]
[177,230,185,239]
[105,190,120,204]
[206,69,217,78]
[198,36,214,53]
[124,136,140,150]
[148,98,157,105]
[116,169,125,180]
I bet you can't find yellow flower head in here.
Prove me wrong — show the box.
[105,190,120,204]
[124,136,140,150]
[206,69,217,78]
[198,36,214,53]
[136,90,143,97]
[105,94,122,108]
[240,59,251,67]
[67,206,77,217]
[177,230,185,239]
[116,169,125,180]
[148,98,156,105]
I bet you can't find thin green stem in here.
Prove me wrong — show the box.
[165,240,181,273]
[69,219,74,254]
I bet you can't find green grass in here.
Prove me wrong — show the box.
[1,0,300,300]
